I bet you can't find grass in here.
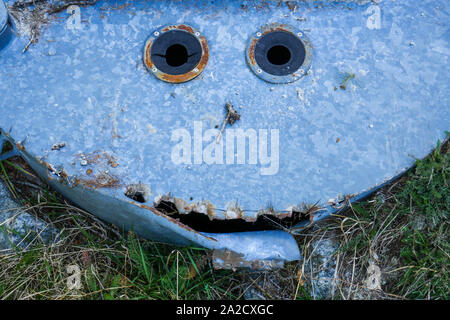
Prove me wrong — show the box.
[0,137,448,300]
[395,141,449,298]
[0,191,241,299]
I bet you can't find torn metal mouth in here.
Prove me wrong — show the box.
[0,130,303,269]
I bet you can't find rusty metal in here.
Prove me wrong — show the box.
[143,24,209,83]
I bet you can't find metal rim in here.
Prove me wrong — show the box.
[143,24,209,84]
[246,23,313,84]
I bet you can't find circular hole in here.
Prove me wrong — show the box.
[267,45,291,65]
[165,44,188,67]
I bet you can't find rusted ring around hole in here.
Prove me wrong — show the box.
[143,25,209,83]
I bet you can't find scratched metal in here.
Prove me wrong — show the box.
[0,1,449,238]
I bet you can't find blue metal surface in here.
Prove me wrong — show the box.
[0,0,449,261]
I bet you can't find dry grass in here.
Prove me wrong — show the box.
[0,157,241,299]
[0,198,242,299]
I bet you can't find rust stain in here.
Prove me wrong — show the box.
[254,0,271,12]
[248,24,293,68]
[15,142,26,151]
[284,1,297,11]
[158,35,209,84]
[38,159,69,184]
[155,193,307,223]
[143,39,154,69]
[206,202,215,221]
[74,151,119,168]
[43,162,56,181]
[75,172,121,189]
[107,159,119,168]
[162,24,195,34]
[59,170,68,180]
[248,38,257,66]
[261,25,290,36]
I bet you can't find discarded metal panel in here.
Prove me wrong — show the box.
[0,0,449,265]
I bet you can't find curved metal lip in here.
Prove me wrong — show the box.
[246,22,313,84]
[143,24,209,84]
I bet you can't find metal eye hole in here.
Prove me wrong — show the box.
[267,45,291,65]
[246,24,313,84]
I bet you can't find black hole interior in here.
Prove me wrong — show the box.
[254,31,306,76]
[267,45,291,65]
[150,30,202,75]
[165,44,188,67]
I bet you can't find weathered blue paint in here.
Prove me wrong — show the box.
[0,0,449,262]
